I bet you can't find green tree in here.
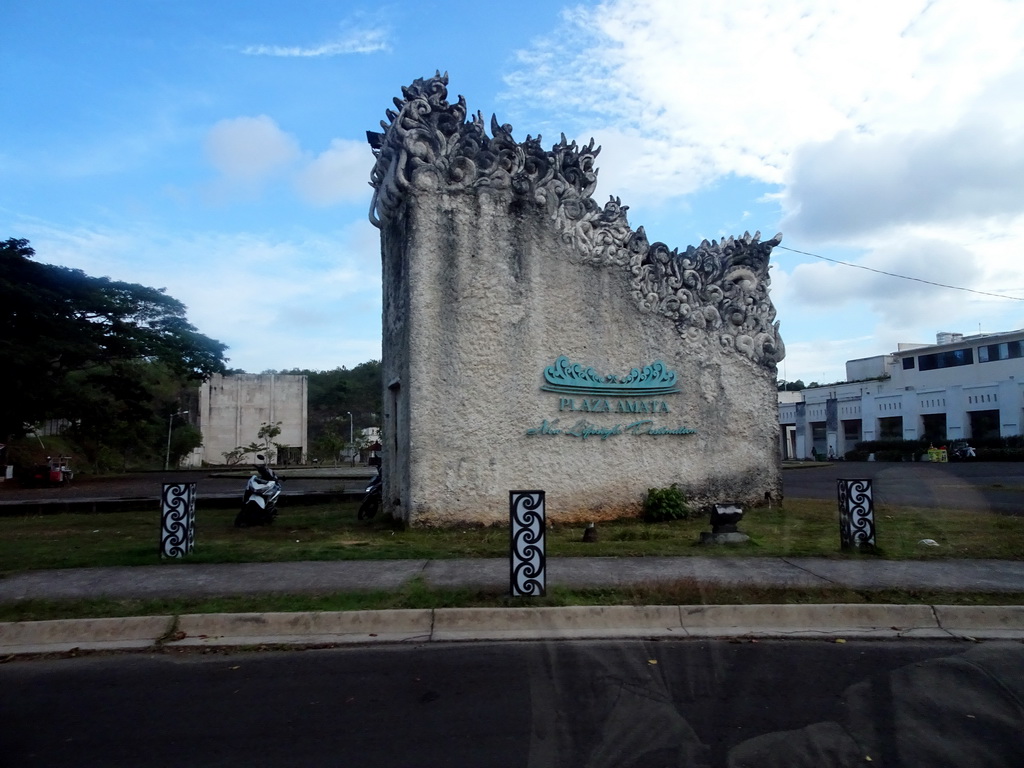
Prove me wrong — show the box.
[272,361,383,459]
[168,423,203,468]
[227,421,283,465]
[0,238,227,462]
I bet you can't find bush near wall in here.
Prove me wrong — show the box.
[967,436,1024,450]
[946,436,1024,461]
[845,436,1024,462]
[975,448,1024,461]
[846,440,928,462]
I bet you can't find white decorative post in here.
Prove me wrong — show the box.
[161,482,196,558]
[510,490,545,596]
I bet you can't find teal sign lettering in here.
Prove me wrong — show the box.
[530,357,697,439]
[526,418,697,440]
[558,397,670,414]
[542,356,680,396]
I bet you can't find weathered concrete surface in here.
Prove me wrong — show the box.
[4,557,1024,654]
[395,192,781,525]
[371,74,783,526]
[5,557,1024,604]
[193,373,308,467]
[5,604,1024,655]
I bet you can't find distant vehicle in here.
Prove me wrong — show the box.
[358,467,382,520]
[234,455,282,527]
[23,456,73,487]
[949,441,976,461]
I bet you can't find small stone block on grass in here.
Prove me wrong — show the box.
[700,503,750,545]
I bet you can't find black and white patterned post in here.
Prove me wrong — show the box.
[510,490,545,596]
[837,479,875,551]
[161,482,196,558]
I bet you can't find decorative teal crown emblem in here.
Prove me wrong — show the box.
[541,356,680,396]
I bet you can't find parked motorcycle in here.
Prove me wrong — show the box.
[949,441,977,461]
[358,468,382,520]
[234,455,282,527]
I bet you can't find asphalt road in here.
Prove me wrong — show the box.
[2,639,1021,767]
[0,468,372,503]
[784,461,1024,515]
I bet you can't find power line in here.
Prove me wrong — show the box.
[775,244,1024,302]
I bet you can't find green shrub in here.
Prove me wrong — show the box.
[642,484,691,523]
[975,448,1024,462]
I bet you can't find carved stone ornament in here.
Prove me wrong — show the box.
[368,72,785,368]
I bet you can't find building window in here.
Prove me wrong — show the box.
[918,348,974,371]
[878,416,903,440]
[922,413,947,443]
[969,409,999,440]
[978,341,1024,363]
[902,357,915,370]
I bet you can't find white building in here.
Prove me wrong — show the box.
[780,329,1024,459]
[184,373,308,467]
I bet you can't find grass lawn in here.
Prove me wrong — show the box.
[5,582,1024,623]
[1,498,1022,574]
[2,499,1023,621]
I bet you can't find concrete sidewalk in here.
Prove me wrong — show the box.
[4,556,1024,601]
[2,556,1023,655]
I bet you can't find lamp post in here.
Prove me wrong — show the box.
[164,410,189,471]
[347,411,354,466]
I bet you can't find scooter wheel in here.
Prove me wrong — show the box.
[358,497,379,520]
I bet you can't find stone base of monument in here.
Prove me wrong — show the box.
[699,503,750,545]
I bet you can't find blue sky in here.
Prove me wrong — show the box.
[4,0,1024,383]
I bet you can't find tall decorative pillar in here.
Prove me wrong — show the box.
[837,479,875,551]
[510,491,546,596]
[161,482,196,558]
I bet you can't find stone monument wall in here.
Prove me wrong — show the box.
[369,73,785,526]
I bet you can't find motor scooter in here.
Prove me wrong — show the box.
[358,467,382,520]
[234,454,282,527]
[949,441,977,461]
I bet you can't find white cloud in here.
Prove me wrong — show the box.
[19,219,383,372]
[241,25,389,57]
[204,115,301,186]
[776,334,878,385]
[504,0,1024,381]
[505,0,1024,211]
[203,119,373,208]
[294,139,374,206]
[784,238,981,320]
[782,111,1024,243]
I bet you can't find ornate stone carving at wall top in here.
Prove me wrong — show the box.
[368,72,785,369]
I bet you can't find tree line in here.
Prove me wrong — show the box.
[1,237,383,473]
[267,361,383,464]
[1,238,228,472]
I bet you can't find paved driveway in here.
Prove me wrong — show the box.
[783,461,1024,515]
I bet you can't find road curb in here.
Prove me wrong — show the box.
[3,604,1024,655]
[172,609,434,647]
[0,615,175,654]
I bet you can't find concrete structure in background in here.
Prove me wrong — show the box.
[184,374,308,467]
[368,74,785,526]
[780,329,1024,459]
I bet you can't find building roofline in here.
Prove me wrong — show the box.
[890,328,1024,357]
